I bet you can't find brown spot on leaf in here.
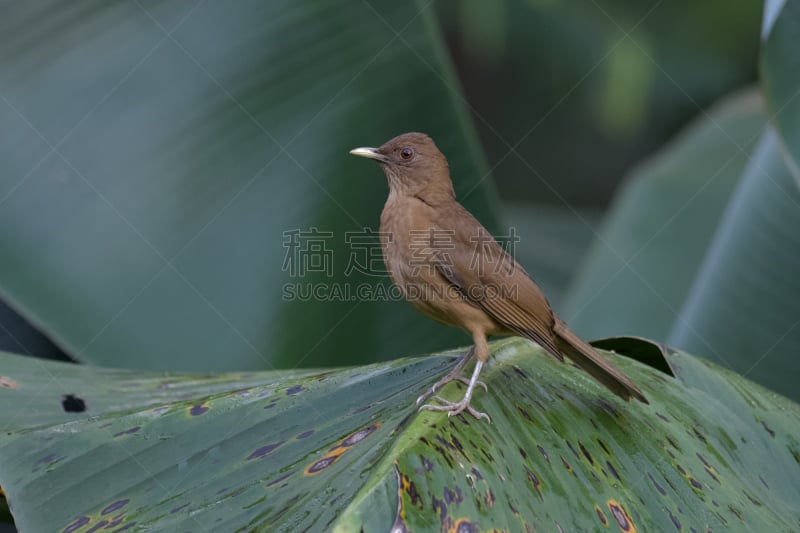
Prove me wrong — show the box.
[101,499,129,515]
[691,427,707,444]
[743,491,762,506]
[596,398,618,417]
[305,423,381,475]
[342,424,379,447]
[108,522,136,531]
[451,519,478,533]
[266,471,293,488]
[566,441,580,460]
[595,505,608,526]
[0,376,17,389]
[85,520,109,533]
[113,426,141,438]
[537,445,549,463]
[790,446,800,464]
[305,453,343,475]
[666,436,681,451]
[607,500,637,532]
[189,403,209,416]
[560,455,573,474]
[399,468,423,508]
[450,435,468,458]
[597,439,611,455]
[34,452,64,468]
[247,441,284,460]
[517,405,534,423]
[432,494,448,526]
[286,385,305,396]
[63,516,90,533]
[443,486,463,505]
[524,466,542,498]
[171,502,190,513]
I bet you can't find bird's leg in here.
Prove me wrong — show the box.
[419,360,490,422]
[416,346,486,406]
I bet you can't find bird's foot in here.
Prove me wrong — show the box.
[416,375,487,406]
[419,395,491,422]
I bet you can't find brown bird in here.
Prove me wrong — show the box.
[350,132,647,421]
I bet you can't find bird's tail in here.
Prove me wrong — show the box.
[553,318,648,404]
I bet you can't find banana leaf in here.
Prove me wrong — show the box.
[1,337,798,531]
[563,89,766,341]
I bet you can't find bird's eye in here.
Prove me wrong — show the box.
[400,148,413,160]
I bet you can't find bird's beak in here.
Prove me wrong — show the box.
[349,147,388,162]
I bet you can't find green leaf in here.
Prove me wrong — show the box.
[0,1,500,371]
[668,129,800,401]
[2,339,799,531]
[562,89,766,340]
[762,0,800,182]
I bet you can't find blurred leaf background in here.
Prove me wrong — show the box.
[3,1,800,531]
[1,0,797,397]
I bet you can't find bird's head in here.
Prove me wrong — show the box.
[350,132,454,201]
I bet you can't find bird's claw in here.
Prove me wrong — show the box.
[416,377,487,405]
[419,396,491,422]
[471,378,488,392]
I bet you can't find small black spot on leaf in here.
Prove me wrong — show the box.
[62,394,86,413]
[579,442,594,465]
[113,426,141,438]
[597,439,610,455]
[668,509,681,530]
[649,473,667,496]
[537,445,549,463]
[606,461,620,481]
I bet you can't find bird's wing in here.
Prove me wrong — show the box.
[430,206,562,359]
